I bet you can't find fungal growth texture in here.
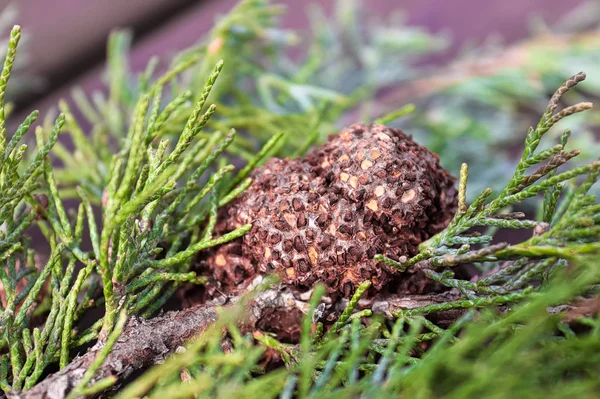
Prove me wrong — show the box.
[205,123,457,298]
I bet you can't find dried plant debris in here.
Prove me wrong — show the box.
[205,123,457,297]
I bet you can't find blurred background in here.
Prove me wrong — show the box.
[5,0,589,107]
[2,0,600,196]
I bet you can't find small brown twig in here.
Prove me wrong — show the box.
[16,286,460,399]
[16,305,219,399]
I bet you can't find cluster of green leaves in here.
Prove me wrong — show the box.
[0,0,599,397]
[277,0,446,105]
[51,0,444,201]
[0,0,422,392]
[51,0,360,203]
[114,71,600,398]
[43,56,263,333]
[0,26,66,392]
[114,256,600,399]
[377,71,599,305]
[0,3,35,100]
[0,10,292,389]
[389,0,600,197]
[245,0,600,197]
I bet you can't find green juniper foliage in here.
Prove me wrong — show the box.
[50,0,354,203]
[377,72,599,274]
[266,0,600,198]
[0,12,281,389]
[114,70,600,398]
[0,0,599,397]
[48,56,256,332]
[0,3,34,100]
[114,258,600,399]
[50,0,445,204]
[388,0,600,197]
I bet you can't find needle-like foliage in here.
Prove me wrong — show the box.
[115,255,600,399]
[0,0,599,397]
[116,71,600,398]
[376,72,600,303]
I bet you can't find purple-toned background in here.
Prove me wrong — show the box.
[10,0,587,117]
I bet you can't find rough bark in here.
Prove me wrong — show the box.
[15,305,219,399]
[16,287,458,399]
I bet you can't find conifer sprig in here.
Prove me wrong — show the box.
[0,9,293,388]
[0,26,75,391]
[118,255,600,398]
[2,1,600,397]
[376,72,599,300]
[41,59,259,332]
